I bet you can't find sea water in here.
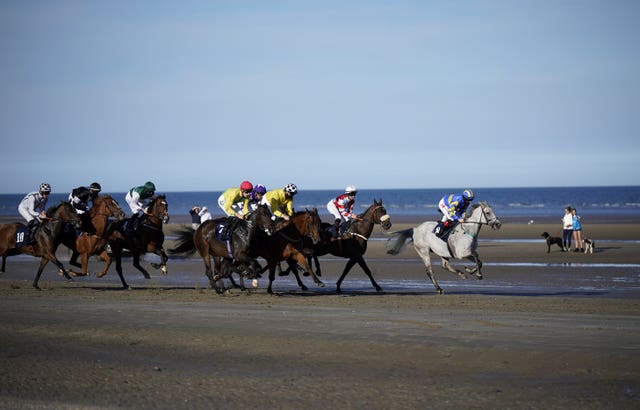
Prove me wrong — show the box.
[1,186,639,221]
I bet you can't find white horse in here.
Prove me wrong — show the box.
[385,202,502,294]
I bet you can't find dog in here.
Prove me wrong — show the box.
[541,232,564,253]
[583,238,595,254]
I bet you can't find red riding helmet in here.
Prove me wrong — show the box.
[240,181,253,192]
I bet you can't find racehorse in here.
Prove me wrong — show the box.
[286,200,392,294]
[170,204,274,293]
[0,202,83,289]
[251,209,324,294]
[60,194,126,277]
[385,202,502,294]
[106,195,170,289]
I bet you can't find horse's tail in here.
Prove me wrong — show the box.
[385,228,414,255]
[168,227,197,256]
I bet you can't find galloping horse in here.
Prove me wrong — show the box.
[60,194,125,277]
[170,204,273,293]
[106,195,169,289]
[251,209,324,294]
[385,202,502,294]
[305,199,392,293]
[0,202,82,289]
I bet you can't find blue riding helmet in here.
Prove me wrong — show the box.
[462,189,475,201]
[253,184,267,195]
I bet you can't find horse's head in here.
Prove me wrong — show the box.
[363,199,392,231]
[247,204,273,235]
[149,195,170,224]
[47,201,83,229]
[93,194,126,220]
[292,208,321,245]
[473,202,501,230]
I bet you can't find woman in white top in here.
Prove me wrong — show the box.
[562,206,573,252]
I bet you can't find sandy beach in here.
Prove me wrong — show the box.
[0,216,639,409]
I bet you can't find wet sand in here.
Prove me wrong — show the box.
[0,217,639,409]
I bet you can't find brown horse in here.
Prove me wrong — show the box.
[0,202,83,289]
[59,194,126,277]
[303,199,392,293]
[251,209,324,294]
[106,195,169,289]
[170,204,274,293]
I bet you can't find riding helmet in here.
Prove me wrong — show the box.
[284,183,297,195]
[240,180,253,192]
[253,184,267,195]
[462,189,475,201]
[89,182,102,192]
[39,183,51,194]
[144,181,156,192]
[345,185,357,194]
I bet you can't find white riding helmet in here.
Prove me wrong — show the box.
[345,186,357,194]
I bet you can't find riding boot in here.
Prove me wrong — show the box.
[331,219,341,239]
[27,219,39,243]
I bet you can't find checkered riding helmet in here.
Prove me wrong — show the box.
[39,183,51,194]
[284,183,297,195]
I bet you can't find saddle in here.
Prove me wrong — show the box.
[215,217,239,242]
[15,225,33,247]
[433,220,457,242]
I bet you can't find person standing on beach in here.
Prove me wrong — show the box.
[18,182,51,241]
[562,206,574,251]
[262,183,297,221]
[189,206,202,230]
[327,185,362,238]
[218,181,253,218]
[572,208,584,252]
[434,189,474,238]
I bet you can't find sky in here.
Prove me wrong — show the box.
[1,0,639,194]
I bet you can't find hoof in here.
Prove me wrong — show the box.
[300,285,308,291]
[375,286,383,292]
[317,281,325,288]
[437,288,444,295]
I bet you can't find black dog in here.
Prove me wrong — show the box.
[541,232,564,253]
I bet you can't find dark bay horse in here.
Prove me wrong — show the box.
[106,195,169,289]
[251,209,324,294]
[170,204,273,293]
[304,199,392,293]
[60,194,126,277]
[0,202,82,289]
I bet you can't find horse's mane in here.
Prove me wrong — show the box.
[45,201,65,214]
[466,201,488,217]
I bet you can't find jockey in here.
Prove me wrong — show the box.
[218,180,253,218]
[262,183,297,221]
[125,181,156,232]
[248,184,267,212]
[435,189,475,238]
[327,185,362,238]
[68,182,101,215]
[18,182,51,241]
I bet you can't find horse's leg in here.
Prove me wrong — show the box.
[313,254,322,277]
[354,255,382,292]
[287,263,308,291]
[267,261,278,294]
[335,257,358,294]
[132,252,151,279]
[441,257,466,279]
[414,246,444,294]
[464,252,483,279]
[112,247,129,289]
[69,249,81,268]
[291,251,324,289]
[96,250,112,278]
[32,257,50,290]
[1,253,6,273]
